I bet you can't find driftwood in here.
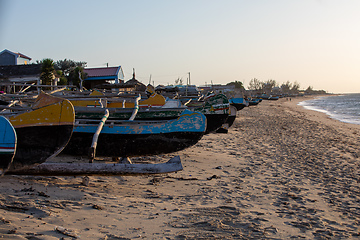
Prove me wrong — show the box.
[6,155,182,176]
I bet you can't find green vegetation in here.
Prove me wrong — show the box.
[226,81,243,89]
[37,58,87,87]
[39,58,55,85]
[54,59,87,87]
[247,78,325,95]
[68,66,87,88]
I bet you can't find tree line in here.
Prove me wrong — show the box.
[228,78,326,94]
[36,58,87,87]
[248,78,300,94]
[37,59,326,94]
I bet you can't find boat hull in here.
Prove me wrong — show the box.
[187,93,230,133]
[75,106,186,121]
[248,100,260,106]
[7,93,75,170]
[11,125,74,170]
[215,105,237,133]
[64,109,206,158]
[0,116,16,175]
[205,113,229,133]
[65,131,204,157]
[229,98,249,111]
[227,105,237,128]
[231,103,247,111]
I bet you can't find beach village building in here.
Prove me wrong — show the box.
[0,64,42,93]
[83,66,124,90]
[0,49,32,66]
[0,49,41,93]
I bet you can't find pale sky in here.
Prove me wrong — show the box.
[1,0,360,93]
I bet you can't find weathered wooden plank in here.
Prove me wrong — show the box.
[6,155,182,176]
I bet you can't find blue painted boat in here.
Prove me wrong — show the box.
[74,105,187,121]
[0,116,16,175]
[268,95,279,100]
[63,109,206,158]
[248,98,261,106]
[229,97,249,111]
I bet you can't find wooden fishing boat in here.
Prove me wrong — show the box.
[1,92,75,171]
[248,98,261,106]
[58,86,186,121]
[227,105,237,128]
[216,105,237,133]
[255,94,279,100]
[68,85,167,109]
[0,116,16,175]
[63,109,206,158]
[186,92,230,133]
[155,84,201,105]
[229,97,249,111]
[268,95,280,100]
[74,105,187,121]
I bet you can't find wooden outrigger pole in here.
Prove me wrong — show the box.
[7,156,182,176]
[88,109,109,161]
[87,94,141,162]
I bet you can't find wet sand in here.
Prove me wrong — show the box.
[1,96,360,239]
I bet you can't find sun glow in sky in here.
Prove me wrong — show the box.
[1,0,360,93]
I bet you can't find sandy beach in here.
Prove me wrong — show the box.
[1,96,360,239]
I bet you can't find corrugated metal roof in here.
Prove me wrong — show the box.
[84,67,119,77]
[0,49,32,60]
[16,52,31,60]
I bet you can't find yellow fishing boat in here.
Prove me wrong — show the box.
[5,92,75,171]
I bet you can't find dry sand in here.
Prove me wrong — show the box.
[1,96,360,239]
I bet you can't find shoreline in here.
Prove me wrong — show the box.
[1,97,360,239]
[284,95,360,132]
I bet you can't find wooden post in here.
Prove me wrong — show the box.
[37,79,41,95]
[0,100,19,113]
[19,83,35,93]
[88,109,110,161]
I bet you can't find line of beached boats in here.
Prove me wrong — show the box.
[0,84,268,176]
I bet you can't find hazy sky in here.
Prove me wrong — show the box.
[1,0,360,93]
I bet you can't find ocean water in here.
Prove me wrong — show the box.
[298,93,360,125]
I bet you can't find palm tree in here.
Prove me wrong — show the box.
[40,58,55,85]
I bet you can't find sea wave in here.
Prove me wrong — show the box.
[298,94,360,125]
